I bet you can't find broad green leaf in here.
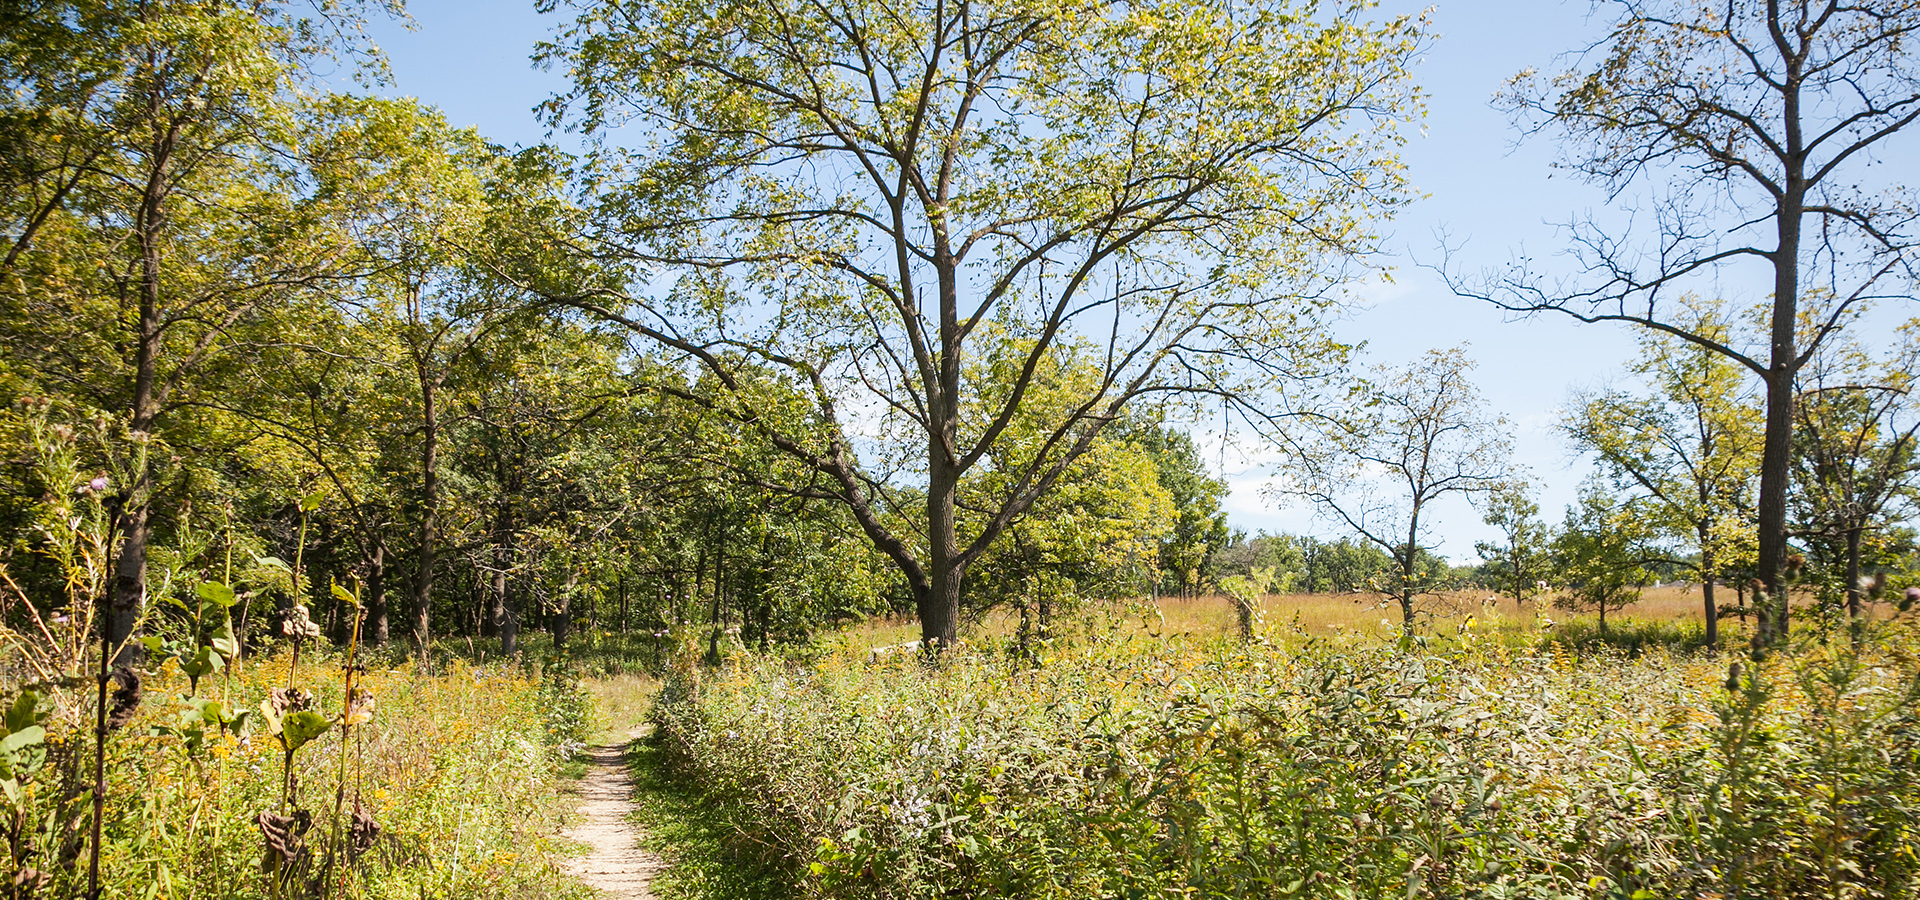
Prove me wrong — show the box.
[280,711,331,754]
[209,617,240,660]
[180,645,221,681]
[331,580,359,608]
[4,692,41,734]
[299,489,325,513]
[0,726,46,776]
[0,726,44,755]
[196,581,237,609]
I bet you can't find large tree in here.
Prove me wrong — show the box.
[533,0,1425,650]
[1456,0,1920,642]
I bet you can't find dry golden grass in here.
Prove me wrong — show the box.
[584,672,659,738]
[839,582,1773,650]
[1168,584,1732,638]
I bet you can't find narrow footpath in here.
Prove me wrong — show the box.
[563,729,667,899]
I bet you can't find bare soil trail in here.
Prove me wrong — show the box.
[563,728,667,899]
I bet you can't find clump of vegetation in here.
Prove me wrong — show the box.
[1542,616,1714,656]
[647,618,1920,899]
[0,647,590,900]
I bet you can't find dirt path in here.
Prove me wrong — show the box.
[563,728,667,899]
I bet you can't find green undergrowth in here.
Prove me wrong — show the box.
[645,622,1920,900]
[1539,616,1718,656]
[624,731,792,900]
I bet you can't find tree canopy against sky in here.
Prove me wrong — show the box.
[0,0,400,655]
[531,0,1428,649]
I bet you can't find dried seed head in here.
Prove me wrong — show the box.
[267,687,314,715]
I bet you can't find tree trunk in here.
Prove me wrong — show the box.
[1844,526,1863,621]
[1397,504,1423,629]
[365,539,389,646]
[921,446,961,653]
[1755,152,1808,645]
[412,358,439,654]
[107,136,173,662]
[553,566,576,654]
[108,507,151,661]
[488,509,516,649]
[705,538,724,665]
[1699,524,1718,648]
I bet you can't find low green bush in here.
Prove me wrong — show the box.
[1540,616,1716,656]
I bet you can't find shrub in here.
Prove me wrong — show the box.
[649,621,1920,899]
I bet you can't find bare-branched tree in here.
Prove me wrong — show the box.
[1447,0,1920,642]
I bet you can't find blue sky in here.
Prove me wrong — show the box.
[356,0,1695,560]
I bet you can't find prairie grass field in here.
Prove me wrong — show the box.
[640,596,1920,900]
[849,586,1744,656]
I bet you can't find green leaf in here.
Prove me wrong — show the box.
[180,645,221,681]
[209,617,240,660]
[0,726,44,756]
[331,580,359,608]
[0,726,46,776]
[280,711,331,754]
[196,581,237,609]
[299,489,325,513]
[4,692,41,734]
